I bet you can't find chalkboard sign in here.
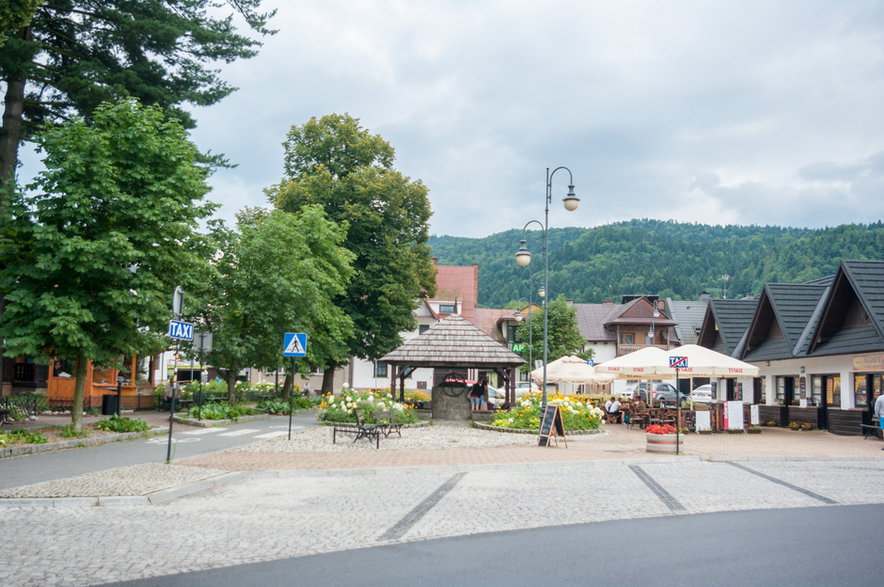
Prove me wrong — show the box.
[538,404,567,447]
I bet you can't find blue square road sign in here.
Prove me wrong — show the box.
[283,332,308,357]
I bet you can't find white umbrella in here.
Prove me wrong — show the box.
[530,355,615,385]
[595,345,759,378]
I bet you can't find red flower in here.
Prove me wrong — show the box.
[645,424,677,435]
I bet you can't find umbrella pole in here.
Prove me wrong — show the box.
[675,370,680,455]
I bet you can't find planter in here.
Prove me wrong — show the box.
[646,433,684,453]
[746,428,762,434]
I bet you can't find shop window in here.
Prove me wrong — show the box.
[826,376,841,407]
[854,377,868,407]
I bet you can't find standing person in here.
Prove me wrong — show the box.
[469,378,486,412]
[875,391,884,449]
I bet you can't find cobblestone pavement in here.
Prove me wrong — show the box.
[2,425,883,586]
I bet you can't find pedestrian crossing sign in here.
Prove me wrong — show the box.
[283,332,308,357]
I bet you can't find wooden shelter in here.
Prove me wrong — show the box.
[380,314,526,407]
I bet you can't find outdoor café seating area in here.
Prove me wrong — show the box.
[615,402,729,432]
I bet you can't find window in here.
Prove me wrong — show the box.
[418,324,430,334]
[439,303,456,313]
[620,334,634,344]
[374,361,388,378]
[775,376,797,405]
[506,324,518,343]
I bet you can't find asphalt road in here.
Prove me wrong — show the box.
[112,503,882,587]
[0,411,318,489]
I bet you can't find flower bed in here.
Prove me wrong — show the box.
[318,386,419,424]
[490,392,603,432]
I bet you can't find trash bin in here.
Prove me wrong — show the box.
[101,394,119,416]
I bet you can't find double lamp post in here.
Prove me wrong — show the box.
[514,167,579,410]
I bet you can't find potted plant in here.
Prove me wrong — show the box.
[645,423,684,453]
[799,422,813,431]
[747,425,762,434]
[788,421,801,431]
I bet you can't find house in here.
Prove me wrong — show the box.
[694,259,884,435]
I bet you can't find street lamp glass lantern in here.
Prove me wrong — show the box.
[513,310,524,322]
[562,185,580,211]
[538,285,546,298]
[515,240,532,267]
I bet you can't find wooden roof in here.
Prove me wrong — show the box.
[380,314,526,368]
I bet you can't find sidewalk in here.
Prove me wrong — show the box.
[181,425,884,472]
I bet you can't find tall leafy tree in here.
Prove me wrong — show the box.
[268,114,436,394]
[515,295,589,370]
[0,0,275,203]
[0,99,217,429]
[204,207,354,402]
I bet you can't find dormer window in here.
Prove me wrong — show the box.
[439,303,456,313]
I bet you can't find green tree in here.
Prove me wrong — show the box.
[515,295,588,370]
[268,114,436,395]
[0,99,217,429]
[0,1,41,47]
[0,0,275,201]
[204,207,354,402]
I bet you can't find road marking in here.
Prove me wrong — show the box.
[254,430,292,439]
[145,437,200,444]
[217,429,261,437]
[628,465,686,512]
[180,428,226,435]
[379,472,466,541]
[727,462,838,504]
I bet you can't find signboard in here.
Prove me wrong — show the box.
[669,356,688,369]
[511,342,527,353]
[853,353,884,372]
[586,359,595,366]
[283,332,308,357]
[750,404,760,426]
[193,331,213,353]
[538,404,567,447]
[724,400,744,430]
[167,320,194,341]
[695,410,712,432]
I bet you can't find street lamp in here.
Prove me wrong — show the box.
[514,166,579,410]
[512,297,534,380]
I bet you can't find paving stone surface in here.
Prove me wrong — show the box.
[2,425,883,586]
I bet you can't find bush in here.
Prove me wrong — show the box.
[257,399,290,414]
[318,386,419,424]
[95,416,151,433]
[60,424,89,438]
[0,429,48,446]
[188,402,244,420]
[492,392,604,431]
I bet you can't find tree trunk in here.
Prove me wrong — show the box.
[71,354,87,430]
[321,369,336,396]
[226,370,237,404]
[0,26,31,205]
[281,370,293,401]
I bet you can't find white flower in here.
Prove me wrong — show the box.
[508,418,514,423]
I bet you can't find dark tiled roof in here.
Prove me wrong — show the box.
[380,314,525,367]
[765,283,829,352]
[703,299,758,355]
[742,336,793,362]
[573,303,621,342]
[666,299,709,345]
[809,259,884,356]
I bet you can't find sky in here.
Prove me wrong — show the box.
[26,0,884,238]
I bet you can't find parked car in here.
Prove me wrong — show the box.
[690,384,714,404]
[625,382,689,406]
[515,381,541,397]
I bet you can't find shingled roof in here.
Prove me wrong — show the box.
[380,314,526,368]
[741,283,829,361]
[697,299,758,356]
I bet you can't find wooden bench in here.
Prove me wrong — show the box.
[861,424,882,439]
[332,411,381,448]
[372,410,403,438]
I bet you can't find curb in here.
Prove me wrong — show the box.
[472,422,607,436]
[0,471,244,509]
[0,427,168,459]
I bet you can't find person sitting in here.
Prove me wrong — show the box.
[606,396,622,423]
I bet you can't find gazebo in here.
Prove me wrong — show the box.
[379,314,526,417]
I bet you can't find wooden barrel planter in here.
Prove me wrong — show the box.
[646,433,684,453]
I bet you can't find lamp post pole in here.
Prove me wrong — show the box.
[515,167,579,411]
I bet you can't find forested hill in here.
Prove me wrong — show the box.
[428,220,884,307]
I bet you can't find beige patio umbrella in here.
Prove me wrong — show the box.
[530,355,615,385]
[594,345,759,378]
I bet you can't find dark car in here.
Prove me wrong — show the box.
[625,382,689,406]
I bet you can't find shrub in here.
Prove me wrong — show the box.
[318,387,419,424]
[188,402,243,420]
[0,429,48,445]
[95,416,151,433]
[491,392,603,431]
[257,399,290,414]
[60,425,89,438]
